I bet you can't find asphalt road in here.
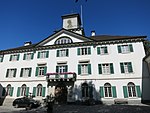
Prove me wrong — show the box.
[1,104,150,113]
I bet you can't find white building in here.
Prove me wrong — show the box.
[0,13,150,105]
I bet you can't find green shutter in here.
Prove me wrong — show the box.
[44,66,47,75]
[88,47,91,55]
[33,87,36,97]
[66,49,69,57]
[97,47,101,55]
[20,68,23,77]
[31,53,34,59]
[117,45,122,53]
[6,69,9,78]
[112,86,117,98]
[129,44,133,52]
[2,87,6,96]
[0,55,4,62]
[123,86,128,98]
[42,87,46,97]
[56,50,59,57]
[17,54,20,61]
[77,48,80,55]
[120,63,125,73]
[88,64,91,74]
[100,86,104,98]
[10,87,14,96]
[56,66,59,73]
[46,51,49,58]
[98,64,102,74]
[78,64,81,75]
[9,55,12,61]
[26,87,29,97]
[89,86,93,98]
[13,69,17,77]
[23,54,26,60]
[37,52,40,58]
[17,87,21,97]
[110,63,114,74]
[35,67,39,76]
[29,68,32,77]
[136,86,141,97]
[128,62,133,73]
[104,47,108,53]
[65,65,68,72]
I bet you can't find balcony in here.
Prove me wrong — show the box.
[46,72,76,82]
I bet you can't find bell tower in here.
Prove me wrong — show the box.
[61,13,85,35]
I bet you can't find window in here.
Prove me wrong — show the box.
[35,65,47,76]
[100,84,117,98]
[98,63,114,74]
[17,84,29,97]
[78,64,91,75]
[55,36,72,44]
[118,44,133,53]
[56,49,69,57]
[123,82,141,98]
[37,51,49,59]
[6,68,17,78]
[97,46,108,55]
[9,54,20,61]
[32,84,46,97]
[0,55,4,62]
[77,47,91,55]
[20,68,32,77]
[81,83,93,98]
[56,65,68,73]
[2,84,14,96]
[23,53,34,60]
[120,62,133,73]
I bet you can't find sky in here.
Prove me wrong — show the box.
[0,0,150,50]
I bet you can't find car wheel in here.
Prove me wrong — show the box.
[15,104,19,108]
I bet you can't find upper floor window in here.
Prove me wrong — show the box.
[55,36,73,45]
[117,44,133,54]
[23,53,34,60]
[78,63,91,75]
[120,62,133,73]
[97,46,108,55]
[0,55,4,62]
[9,54,20,61]
[56,65,68,73]
[6,68,17,78]
[37,51,49,59]
[20,68,32,77]
[77,47,91,55]
[56,49,69,57]
[35,64,47,77]
[98,63,114,74]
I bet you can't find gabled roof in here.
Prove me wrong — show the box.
[35,28,92,46]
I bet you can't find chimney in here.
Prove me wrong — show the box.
[24,41,32,46]
[91,31,96,36]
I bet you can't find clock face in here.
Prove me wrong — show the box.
[67,19,73,28]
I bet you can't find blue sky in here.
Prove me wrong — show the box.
[0,0,150,50]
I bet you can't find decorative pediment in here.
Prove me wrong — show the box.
[36,28,92,47]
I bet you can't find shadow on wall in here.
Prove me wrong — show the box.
[142,61,150,104]
[0,84,6,106]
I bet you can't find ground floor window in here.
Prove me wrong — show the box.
[33,84,46,97]
[81,83,93,98]
[17,84,29,97]
[2,84,14,96]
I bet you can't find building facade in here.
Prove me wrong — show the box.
[0,14,150,105]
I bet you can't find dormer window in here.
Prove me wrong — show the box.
[55,36,73,45]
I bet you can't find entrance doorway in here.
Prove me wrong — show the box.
[55,82,67,104]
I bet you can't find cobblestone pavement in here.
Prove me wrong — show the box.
[1,104,150,113]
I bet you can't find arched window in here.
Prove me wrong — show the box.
[104,83,112,97]
[21,84,27,96]
[37,84,42,96]
[6,84,11,96]
[127,82,136,97]
[82,83,89,98]
[55,36,73,45]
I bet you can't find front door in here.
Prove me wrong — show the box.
[55,82,67,104]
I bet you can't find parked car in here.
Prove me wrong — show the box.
[12,97,41,109]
